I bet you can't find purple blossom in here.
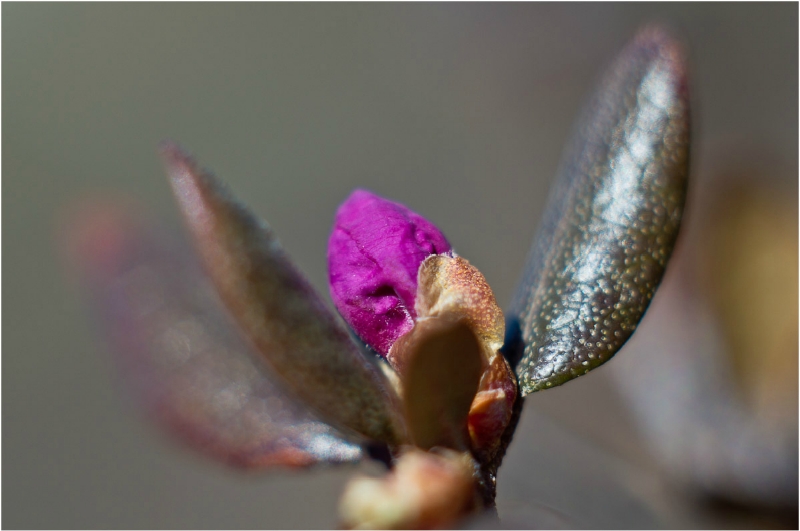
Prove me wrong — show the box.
[327,189,451,356]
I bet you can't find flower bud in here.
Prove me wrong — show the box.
[328,190,517,459]
[328,190,451,355]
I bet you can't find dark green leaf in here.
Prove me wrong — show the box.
[507,28,690,395]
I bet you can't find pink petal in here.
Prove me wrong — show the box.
[327,190,451,355]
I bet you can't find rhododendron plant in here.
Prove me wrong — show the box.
[71,27,689,529]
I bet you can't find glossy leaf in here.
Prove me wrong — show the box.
[71,205,363,468]
[507,27,690,395]
[161,142,406,445]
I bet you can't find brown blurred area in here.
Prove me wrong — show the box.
[4,3,797,529]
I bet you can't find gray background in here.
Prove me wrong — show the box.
[4,3,797,529]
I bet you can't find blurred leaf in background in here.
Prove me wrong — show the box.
[609,152,798,527]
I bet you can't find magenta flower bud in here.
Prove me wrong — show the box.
[327,190,452,356]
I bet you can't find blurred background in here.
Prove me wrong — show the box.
[4,3,797,529]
